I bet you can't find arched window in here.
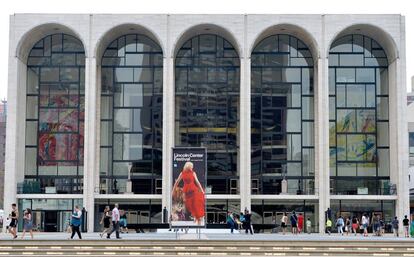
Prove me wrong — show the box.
[251,34,314,195]
[329,34,389,195]
[25,33,85,193]
[175,34,240,194]
[100,34,163,194]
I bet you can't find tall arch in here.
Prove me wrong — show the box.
[24,33,86,194]
[328,34,390,195]
[99,33,163,195]
[250,34,315,196]
[174,33,240,195]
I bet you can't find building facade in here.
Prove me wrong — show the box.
[4,14,409,233]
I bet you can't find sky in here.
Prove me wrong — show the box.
[0,0,413,100]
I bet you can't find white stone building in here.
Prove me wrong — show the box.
[4,14,409,233]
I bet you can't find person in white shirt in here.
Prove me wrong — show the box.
[107,203,121,239]
[361,214,368,237]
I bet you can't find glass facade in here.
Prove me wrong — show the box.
[251,35,314,195]
[100,34,163,194]
[329,35,390,195]
[175,34,240,194]
[24,34,85,194]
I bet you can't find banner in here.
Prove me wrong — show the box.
[171,147,206,227]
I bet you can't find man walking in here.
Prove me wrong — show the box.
[107,203,121,239]
[244,210,253,235]
[403,215,410,238]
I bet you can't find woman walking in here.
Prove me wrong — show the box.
[70,205,82,239]
[281,212,288,235]
[99,206,111,238]
[21,208,33,239]
[351,216,359,236]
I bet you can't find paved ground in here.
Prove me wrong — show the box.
[1,231,413,241]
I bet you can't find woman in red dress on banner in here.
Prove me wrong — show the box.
[172,161,205,225]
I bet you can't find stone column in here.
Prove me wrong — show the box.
[83,57,98,232]
[316,56,330,234]
[239,56,251,212]
[388,58,409,235]
[162,55,175,219]
[3,57,26,232]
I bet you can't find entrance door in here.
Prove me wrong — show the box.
[44,211,58,232]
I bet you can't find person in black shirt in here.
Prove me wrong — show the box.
[9,203,18,239]
[403,215,410,238]
[244,210,253,235]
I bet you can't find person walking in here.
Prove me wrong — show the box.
[120,210,129,233]
[99,206,111,238]
[345,217,351,236]
[107,203,121,239]
[70,205,82,239]
[290,211,298,235]
[8,203,18,239]
[403,215,410,238]
[306,218,312,234]
[281,213,288,235]
[392,216,399,237]
[351,216,359,236]
[326,218,332,235]
[226,212,235,233]
[336,216,344,235]
[244,210,253,235]
[361,214,368,237]
[297,213,304,234]
[21,208,33,240]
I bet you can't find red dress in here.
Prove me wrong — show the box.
[181,168,205,220]
[298,215,304,231]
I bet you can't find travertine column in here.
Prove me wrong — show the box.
[3,56,26,232]
[316,56,330,234]
[84,57,97,232]
[389,58,409,235]
[239,56,251,212]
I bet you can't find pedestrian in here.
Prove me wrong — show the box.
[120,210,129,233]
[281,212,288,235]
[239,212,245,230]
[290,211,298,235]
[336,216,344,235]
[345,217,350,236]
[326,218,332,235]
[403,215,410,238]
[99,206,111,238]
[372,214,381,236]
[8,203,18,239]
[410,216,414,238]
[226,211,235,233]
[297,213,304,234]
[107,203,121,239]
[21,208,33,240]
[392,216,399,237]
[306,218,312,234]
[351,216,359,236]
[235,215,243,230]
[70,205,82,239]
[361,214,368,237]
[244,210,253,235]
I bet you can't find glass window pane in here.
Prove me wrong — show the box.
[346,84,365,107]
[286,109,301,132]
